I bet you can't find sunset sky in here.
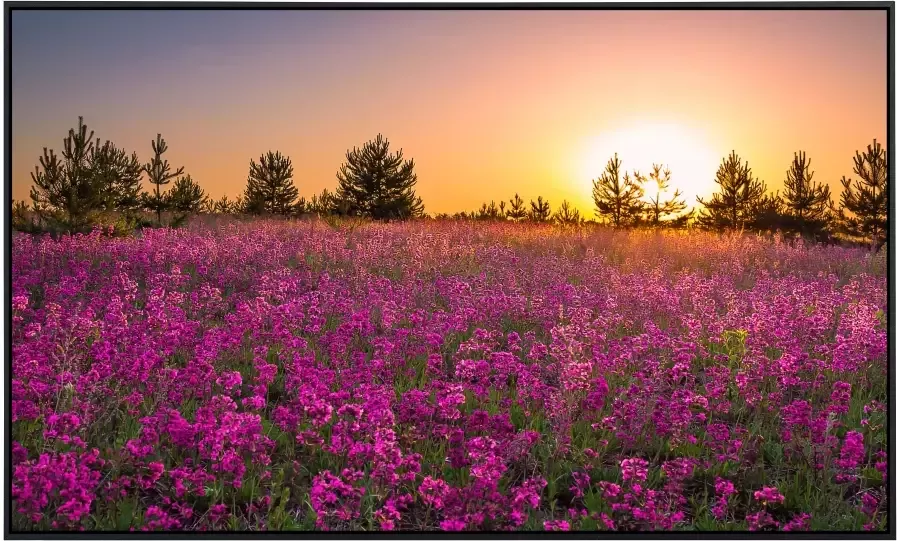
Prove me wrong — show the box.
[11,9,888,215]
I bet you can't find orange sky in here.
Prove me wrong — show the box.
[12,9,888,215]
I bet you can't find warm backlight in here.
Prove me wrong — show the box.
[579,121,721,209]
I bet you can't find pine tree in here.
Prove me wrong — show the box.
[528,196,551,222]
[200,197,216,214]
[506,193,527,221]
[781,151,833,239]
[11,200,36,232]
[308,189,332,215]
[696,151,766,230]
[305,188,349,216]
[232,196,245,214]
[143,134,184,225]
[783,151,831,221]
[839,139,887,246]
[592,154,645,227]
[553,200,582,225]
[668,210,695,229]
[241,178,268,215]
[335,134,424,220]
[213,195,236,214]
[292,197,308,216]
[477,200,503,220]
[29,117,105,232]
[747,191,786,232]
[638,164,687,226]
[167,175,207,213]
[90,139,143,212]
[242,151,298,216]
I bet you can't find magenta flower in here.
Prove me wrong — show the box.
[836,431,865,470]
[753,486,785,506]
[620,457,649,484]
[544,520,571,531]
[439,519,466,531]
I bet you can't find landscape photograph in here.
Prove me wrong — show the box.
[6,4,892,534]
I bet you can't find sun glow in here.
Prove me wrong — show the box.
[579,121,721,211]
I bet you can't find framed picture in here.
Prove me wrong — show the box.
[5,1,893,536]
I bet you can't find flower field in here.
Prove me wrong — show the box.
[11,220,888,531]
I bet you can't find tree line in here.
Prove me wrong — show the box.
[15,117,425,234]
[14,116,887,246]
[440,144,887,247]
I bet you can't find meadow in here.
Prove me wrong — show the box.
[10,219,888,531]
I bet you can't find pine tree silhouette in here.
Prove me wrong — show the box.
[553,200,582,225]
[90,139,143,213]
[506,193,527,222]
[336,134,424,220]
[476,200,503,220]
[200,197,216,214]
[11,200,36,232]
[143,134,185,225]
[839,140,887,246]
[307,189,332,215]
[528,196,551,222]
[696,151,766,230]
[243,151,298,216]
[232,196,245,214]
[747,191,786,233]
[29,116,106,232]
[592,154,644,227]
[167,174,207,213]
[637,164,687,226]
[212,195,235,214]
[782,151,833,239]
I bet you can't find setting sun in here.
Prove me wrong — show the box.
[579,121,722,210]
